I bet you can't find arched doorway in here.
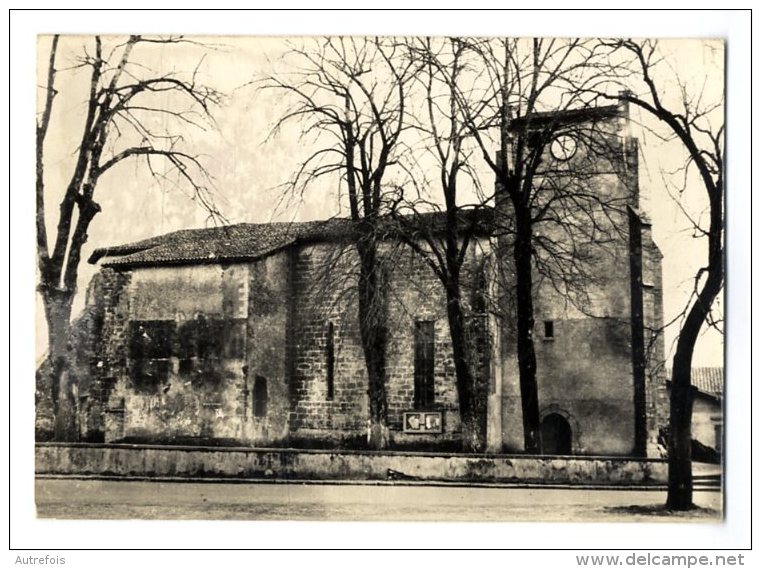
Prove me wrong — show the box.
[541,413,572,455]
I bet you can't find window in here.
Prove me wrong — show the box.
[544,320,554,340]
[414,321,435,409]
[326,322,335,400]
[253,376,268,418]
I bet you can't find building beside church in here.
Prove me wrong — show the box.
[36,102,667,457]
[666,367,723,461]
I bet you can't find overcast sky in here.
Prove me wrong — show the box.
[36,35,724,367]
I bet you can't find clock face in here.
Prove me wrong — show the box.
[550,134,577,161]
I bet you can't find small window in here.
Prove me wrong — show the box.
[414,321,435,409]
[326,322,335,401]
[253,376,268,418]
[544,320,554,340]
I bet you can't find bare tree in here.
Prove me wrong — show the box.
[262,37,416,449]
[37,35,223,441]
[385,37,633,453]
[383,37,494,451]
[600,39,724,510]
[453,38,623,453]
[259,36,655,457]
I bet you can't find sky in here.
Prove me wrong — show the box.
[35,35,724,367]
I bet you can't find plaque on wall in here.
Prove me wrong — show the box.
[403,411,443,434]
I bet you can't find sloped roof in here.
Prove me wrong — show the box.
[666,367,723,399]
[509,103,622,131]
[89,209,495,268]
[691,367,724,398]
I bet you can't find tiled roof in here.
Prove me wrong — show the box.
[89,208,495,268]
[665,367,723,398]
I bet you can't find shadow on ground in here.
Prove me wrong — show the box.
[604,504,721,520]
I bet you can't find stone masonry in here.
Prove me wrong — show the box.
[36,102,667,457]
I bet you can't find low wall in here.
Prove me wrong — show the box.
[35,443,667,486]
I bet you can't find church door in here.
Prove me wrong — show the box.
[541,413,572,455]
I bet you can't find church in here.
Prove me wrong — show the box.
[37,101,667,457]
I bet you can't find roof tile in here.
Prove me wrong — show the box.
[89,209,495,268]
[665,367,723,398]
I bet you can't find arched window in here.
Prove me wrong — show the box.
[541,413,572,455]
[253,376,268,418]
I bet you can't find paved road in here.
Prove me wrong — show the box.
[35,478,722,521]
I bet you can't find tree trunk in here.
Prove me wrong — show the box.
[667,372,695,510]
[41,288,79,442]
[667,263,723,510]
[356,234,389,450]
[514,215,541,453]
[445,279,486,452]
[460,413,483,453]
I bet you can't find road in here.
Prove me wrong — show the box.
[35,478,722,521]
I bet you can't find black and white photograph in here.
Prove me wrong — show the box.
[8,7,752,558]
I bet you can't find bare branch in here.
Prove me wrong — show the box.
[36,35,59,269]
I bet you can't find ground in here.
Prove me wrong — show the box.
[35,479,721,521]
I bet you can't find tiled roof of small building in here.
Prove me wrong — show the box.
[665,367,724,399]
[89,208,495,268]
